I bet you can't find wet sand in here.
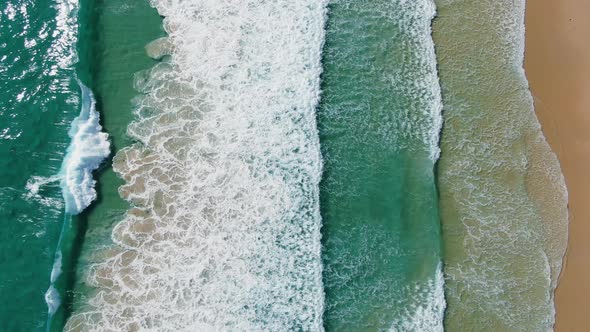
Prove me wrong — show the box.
[524,0,590,330]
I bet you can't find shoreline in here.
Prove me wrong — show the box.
[432,0,568,329]
[524,0,590,330]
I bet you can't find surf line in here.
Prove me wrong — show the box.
[45,79,110,330]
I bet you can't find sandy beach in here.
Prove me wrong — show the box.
[524,0,590,330]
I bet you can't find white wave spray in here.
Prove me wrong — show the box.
[59,81,110,215]
[397,264,445,331]
[66,0,327,330]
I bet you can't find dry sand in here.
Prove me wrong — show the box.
[524,0,590,330]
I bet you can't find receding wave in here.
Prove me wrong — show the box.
[66,0,327,330]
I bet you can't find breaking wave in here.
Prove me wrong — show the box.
[60,81,110,215]
[45,81,108,325]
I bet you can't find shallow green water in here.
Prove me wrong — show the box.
[319,1,444,330]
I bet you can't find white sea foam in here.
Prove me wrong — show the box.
[45,285,61,316]
[66,1,327,330]
[395,264,445,332]
[24,175,63,208]
[410,0,444,162]
[59,81,110,215]
[45,250,64,316]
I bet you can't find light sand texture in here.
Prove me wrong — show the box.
[525,0,590,330]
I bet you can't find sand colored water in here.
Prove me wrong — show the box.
[524,0,590,330]
[433,0,568,329]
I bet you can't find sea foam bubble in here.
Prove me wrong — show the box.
[66,1,327,330]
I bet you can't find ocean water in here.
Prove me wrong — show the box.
[63,0,449,330]
[433,0,569,330]
[1,0,570,330]
[0,0,153,329]
[319,0,444,330]
[0,0,84,330]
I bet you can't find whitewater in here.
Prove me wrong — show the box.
[60,81,110,215]
[66,0,327,330]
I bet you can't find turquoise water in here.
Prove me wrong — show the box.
[0,1,80,330]
[319,0,444,330]
[0,0,569,331]
[0,0,160,330]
